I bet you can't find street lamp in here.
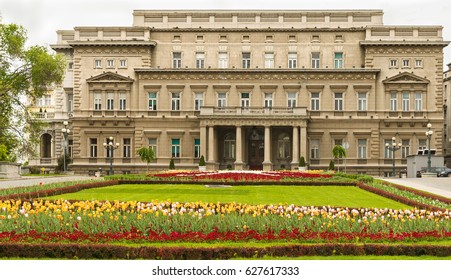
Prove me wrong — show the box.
[426,123,434,173]
[61,121,70,172]
[385,136,402,177]
[103,136,120,175]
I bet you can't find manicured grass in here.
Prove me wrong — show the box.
[47,184,409,209]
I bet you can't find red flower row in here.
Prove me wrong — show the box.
[152,171,332,181]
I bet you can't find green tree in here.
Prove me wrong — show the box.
[332,145,347,172]
[136,146,155,172]
[0,144,9,161]
[0,22,66,161]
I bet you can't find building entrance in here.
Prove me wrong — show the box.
[248,128,264,170]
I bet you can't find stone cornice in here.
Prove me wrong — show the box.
[68,41,156,47]
[149,27,366,33]
[360,41,449,47]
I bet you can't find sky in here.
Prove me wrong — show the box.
[1,0,450,64]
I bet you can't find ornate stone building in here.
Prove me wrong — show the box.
[444,63,451,167]
[33,9,448,175]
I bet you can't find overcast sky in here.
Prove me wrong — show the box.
[1,0,450,64]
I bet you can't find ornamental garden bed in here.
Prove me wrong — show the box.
[0,170,450,259]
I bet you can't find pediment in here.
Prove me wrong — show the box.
[383,72,429,84]
[86,72,134,83]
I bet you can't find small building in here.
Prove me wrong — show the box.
[406,154,445,177]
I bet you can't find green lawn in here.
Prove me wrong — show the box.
[47,184,409,209]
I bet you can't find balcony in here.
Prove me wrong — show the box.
[33,112,55,119]
[200,106,307,118]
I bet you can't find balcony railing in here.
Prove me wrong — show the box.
[33,112,55,119]
[200,106,307,117]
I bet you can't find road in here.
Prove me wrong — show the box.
[0,175,101,189]
[382,177,451,199]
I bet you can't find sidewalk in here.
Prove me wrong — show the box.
[381,177,451,199]
[0,175,101,189]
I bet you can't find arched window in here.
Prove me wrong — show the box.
[277,133,291,159]
[224,133,236,159]
[41,133,52,158]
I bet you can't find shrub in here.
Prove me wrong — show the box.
[198,155,206,166]
[328,160,335,171]
[56,155,72,173]
[299,156,306,167]
[169,159,175,170]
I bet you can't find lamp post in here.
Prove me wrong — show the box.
[385,136,402,177]
[103,136,119,175]
[61,121,70,172]
[426,123,434,173]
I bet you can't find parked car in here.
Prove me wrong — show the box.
[416,167,446,177]
[439,168,451,177]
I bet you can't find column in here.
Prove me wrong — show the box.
[291,126,299,168]
[300,126,307,161]
[200,126,207,159]
[263,126,272,170]
[208,126,215,163]
[235,126,244,170]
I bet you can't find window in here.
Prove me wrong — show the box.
[389,59,398,68]
[288,52,297,69]
[384,139,393,158]
[402,139,410,158]
[414,92,422,111]
[358,139,367,159]
[311,93,320,111]
[171,138,181,158]
[68,140,73,158]
[224,133,235,159]
[172,52,182,68]
[242,35,250,42]
[242,52,251,69]
[106,92,114,110]
[311,52,320,68]
[402,92,410,111]
[241,93,250,108]
[195,52,205,69]
[196,35,204,41]
[89,138,97,158]
[402,59,410,68]
[68,94,74,113]
[312,35,320,42]
[358,92,367,111]
[218,52,228,68]
[194,93,203,111]
[277,134,291,159]
[219,35,227,42]
[265,35,273,42]
[335,34,343,42]
[194,138,201,158]
[173,35,181,42]
[68,62,73,70]
[171,92,181,111]
[148,138,157,158]
[119,59,127,68]
[105,138,115,158]
[94,93,102,111]
[418,139,427,151]
[218,93,227,108]
[264,93,273,108]
[288,35,296,42]
[415,59,423,68]
[119,92,126,111]
[106,59,115,68]
[287,92,297,108]
[264,53,274,68]
[310,139,320,159]
[334,139,343,147]
[390,92,397,111]
[334,93,343,111]
[95,59,102,68]
[123,138,131,158]
[334,52,343,69]
[148,92,157,110]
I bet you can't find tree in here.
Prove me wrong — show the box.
[136,146,154,172]
[332,145,347,172]
[0,22,66,161]
[328,160,335,171]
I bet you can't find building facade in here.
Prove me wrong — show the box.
[444,63,451,167]
[31,10,448,175]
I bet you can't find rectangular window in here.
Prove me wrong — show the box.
[171,92,181,111]
[390,92,397,111]
[402,139,410,158]
[172,52,182,68]
[171,138,181,158]
[384,139,393,158]
[68,140,73,158]
[278,136,291,159]
[287,92,297,108]
[402,92,410,111]
[218,52,228,68]
[68,93,74,113]
[194,93,203,111]
[264,93,273,108]
[148,138,157,158]
[106,92,114,110]
[95,59,102,68]
[358,92,367,111]
[194,138,201,158]
[358,139,367,159]
[148,92,157,110]
[242,52,251,69]
[288,52,297,69]
[264,53,274,68]
[311,52,320,68]
[94,93,102,111]
[389,59,398,68]
[415,59,423,68]
[334,93,343,111]
[119,92,126,110]
[218,93,227,108]
[310,139,320,159]
[311,93,320,111]
[106,59,115,68]
[418,139,427,151]
[334,52,343,69]
[414,92,422,111]
[402,59,410,68]
[241,92,250,108]
[195,52,205,69]
[119,59,127,68]
[123,138,131,158]
[224,137,235,159]
[89,138,97,158]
